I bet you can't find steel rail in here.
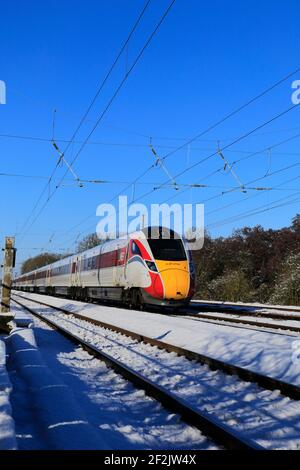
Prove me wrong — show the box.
[179,310,300,333]
[12,293,300,401]
[12,296,264,450]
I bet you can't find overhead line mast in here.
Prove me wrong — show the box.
[0,237,16,333]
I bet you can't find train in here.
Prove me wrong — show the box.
[13,226,195,309]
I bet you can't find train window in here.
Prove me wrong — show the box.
[148,239,187,261]
[118,248,126,264]
[131,241,142,256]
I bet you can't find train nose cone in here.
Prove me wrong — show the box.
[155,261,190,300]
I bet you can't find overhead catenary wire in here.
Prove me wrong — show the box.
[3,169,299,193]
[56,132,300,250]
[152,130,300,210]
[148,169,300,236]
[13,60,300,240]
[207,188,300,230]
[16,51,300,247]
[17,0,154,238]
[54,0,177,189]
[44,67,300,247]
[148,161,300,227]
[59,0,153,160]
[73,101,299,241]
[134,103,299,204]
[3,133,300,186]
[18,0,176,242]
[159,66,300,164]
[69,66,300,208]
[3,131,300,156]
[59,134,299,251]
[204,164,300,217]
[148,163,300,234]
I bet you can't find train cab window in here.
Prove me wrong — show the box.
[148,239,187,261]
[131,241,142,256]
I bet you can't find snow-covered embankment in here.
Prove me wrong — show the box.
[0,337,17,449]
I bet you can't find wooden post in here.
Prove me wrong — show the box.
[0,237,16,332]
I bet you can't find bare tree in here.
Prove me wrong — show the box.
[21,252,66,274]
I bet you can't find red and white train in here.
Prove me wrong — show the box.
[14,227,195,308]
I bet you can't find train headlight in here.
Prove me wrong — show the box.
[145,260,158,272]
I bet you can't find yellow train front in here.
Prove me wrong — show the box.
[126,227,195,308]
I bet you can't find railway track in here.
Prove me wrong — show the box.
[12,295,264,451]
[179,309,300,334]
[190,301,300,320]
[12,292,300,400]
[11,293,300,450]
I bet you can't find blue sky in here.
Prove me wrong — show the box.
[0,0,300,267]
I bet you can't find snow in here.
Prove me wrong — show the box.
[11,295,300,449]
[184,310,300,332]
[0,337,17,449]
[14,292,300,387]
[6,324,215,450]
[192,299,300,313]
[6,327,111,450]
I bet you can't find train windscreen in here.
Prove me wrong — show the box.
[148,239,187,261]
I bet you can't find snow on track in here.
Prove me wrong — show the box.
[0,337,17,449]
[14,292,300,387]
[192,299,300,314]
[6,319,215,450]
[182,310,300,335]
[13,297,300,449]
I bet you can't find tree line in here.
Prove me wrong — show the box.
[193,214,300,305]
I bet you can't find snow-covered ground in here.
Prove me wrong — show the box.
[11,297,300,449]
[0,337,17,449]
[5,322,215,450]
[14,292,300,387]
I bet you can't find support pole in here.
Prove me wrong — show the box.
[0,237,16,333]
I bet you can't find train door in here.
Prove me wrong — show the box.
[71,256,80,286]
[115,244,126,286]
[97,245,102,287]
[111,248,119,286]
[124,240,132,287]
[46,268,51,288]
